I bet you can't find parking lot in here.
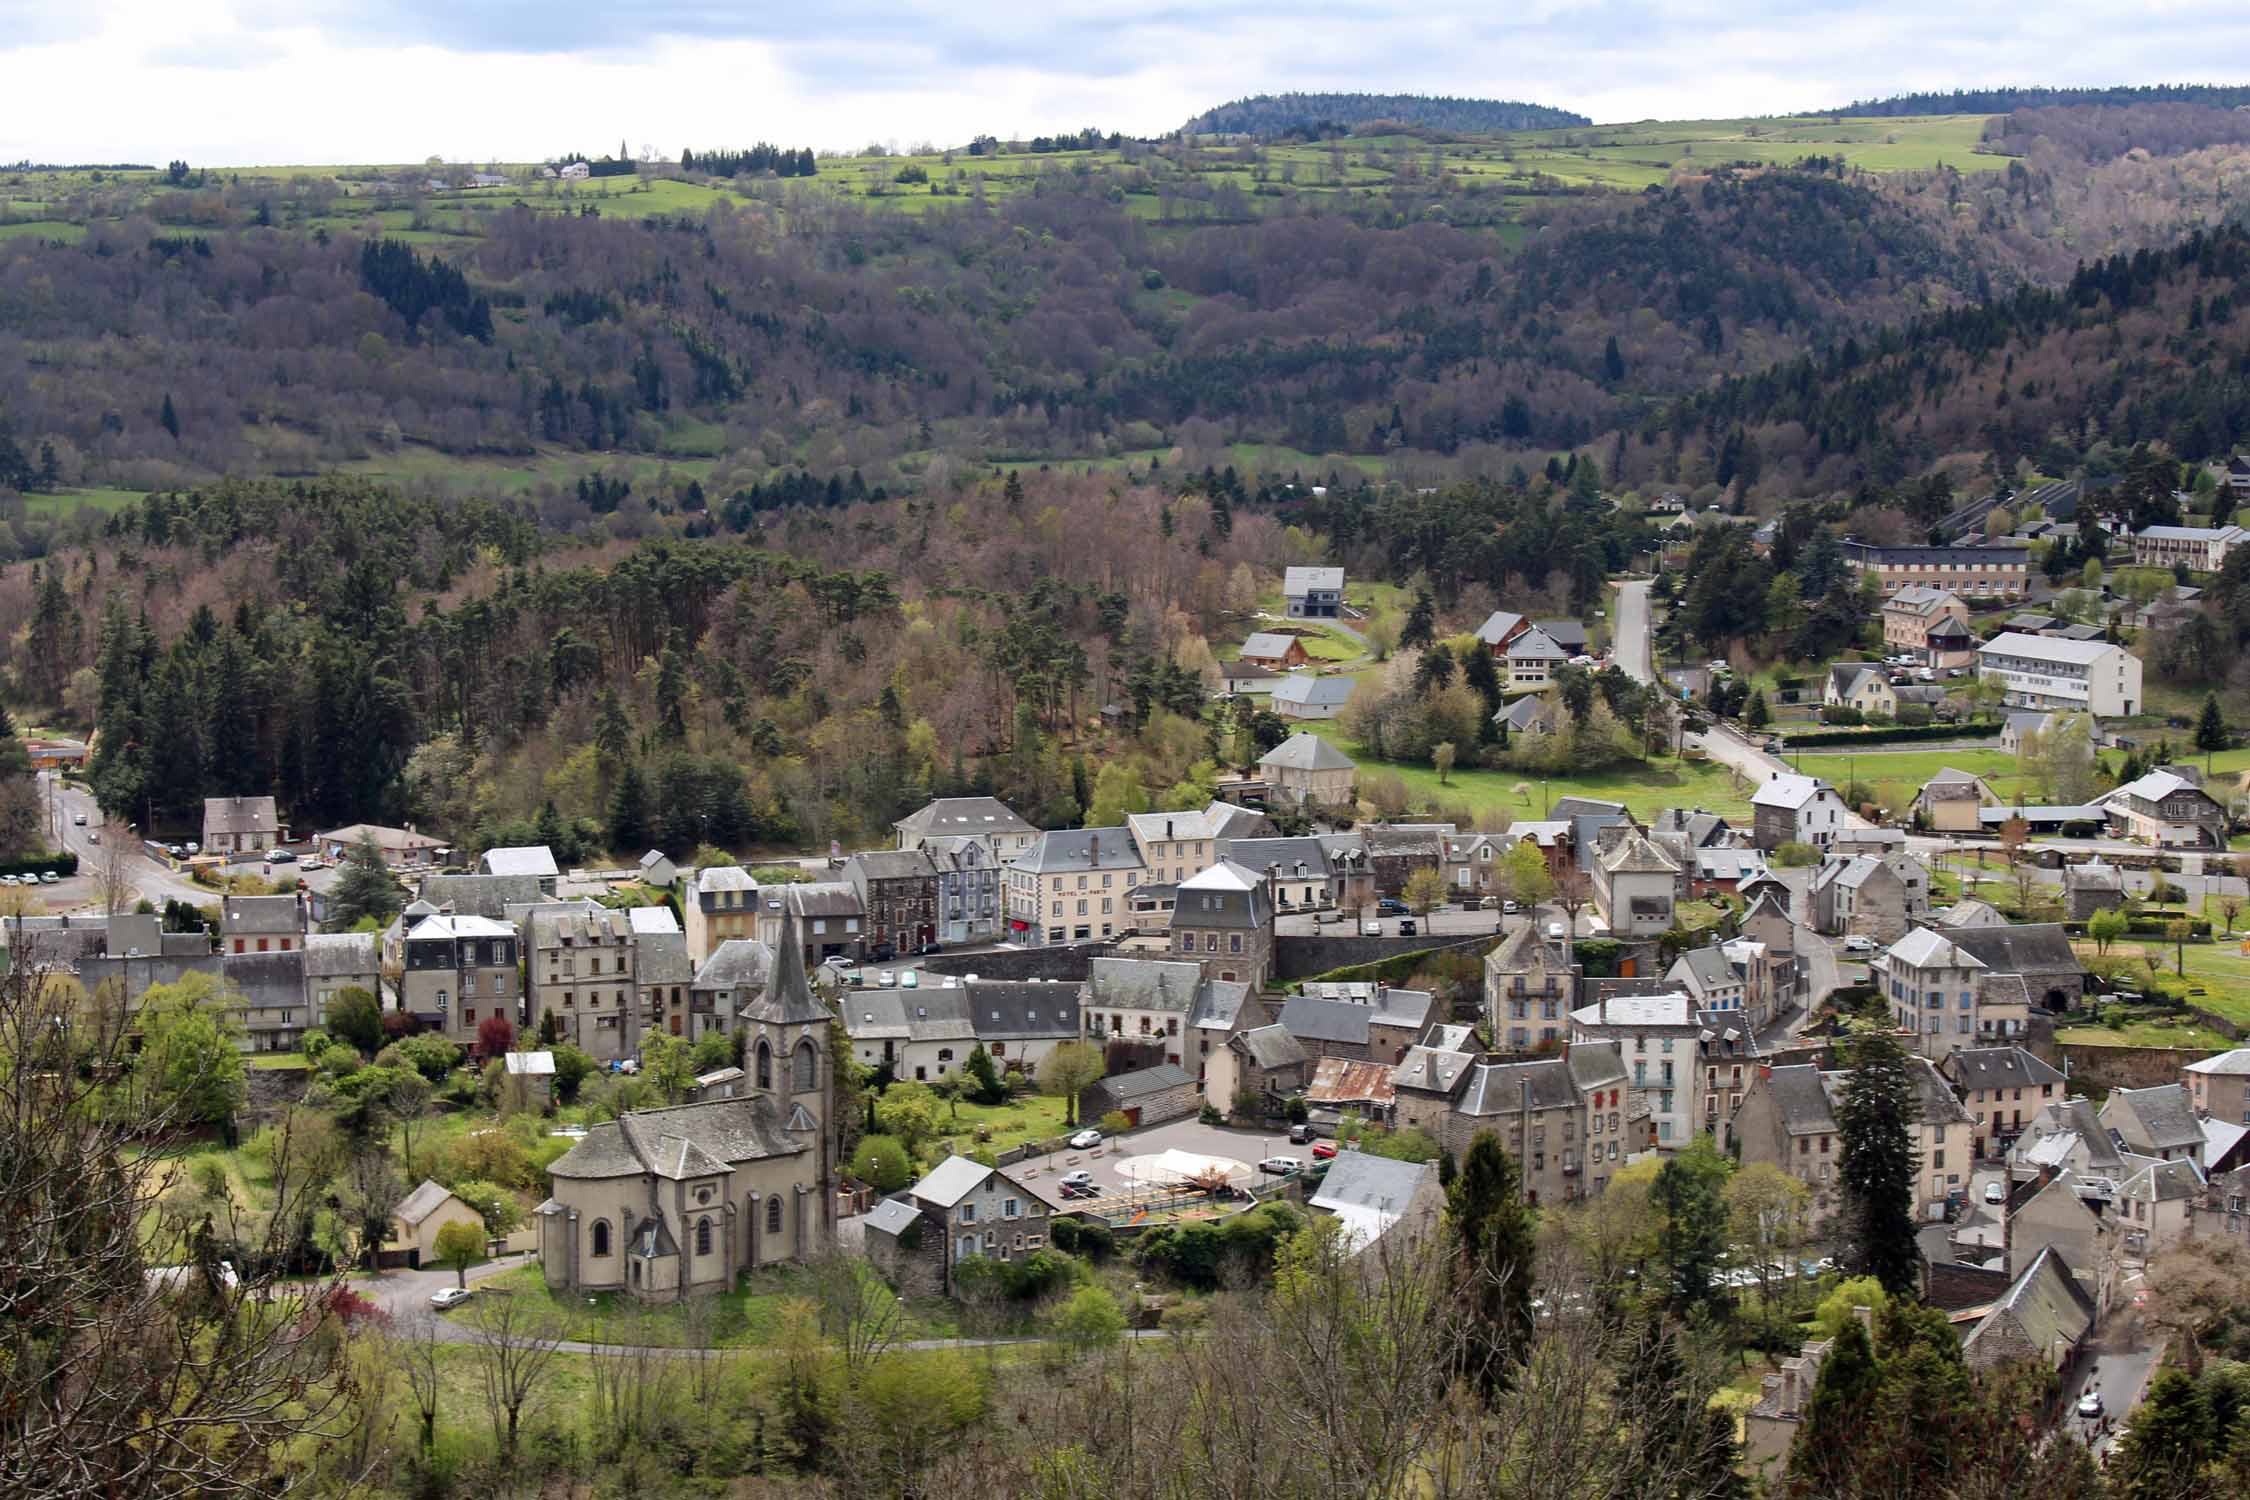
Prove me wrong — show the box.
[1011,1114,1313,1209]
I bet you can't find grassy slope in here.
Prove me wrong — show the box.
[1299,720,1755,822]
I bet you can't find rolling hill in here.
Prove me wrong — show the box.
[1182,91,1589,138]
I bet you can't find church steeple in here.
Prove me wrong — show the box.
[741,911,834,1027]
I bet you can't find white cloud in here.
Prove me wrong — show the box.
[3,1,2249,164]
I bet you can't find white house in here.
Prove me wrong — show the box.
[1283,566,1345,619]
[1504,628,1569,691]
[1750,773,1847,852]
[2132,524,2249,573]
[1270,673,1356,720]
[1569,989,1701,1149]
[1975,633,2142,717]
[1824,664,1897,717]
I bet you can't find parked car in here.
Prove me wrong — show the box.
[184,841,199,854]
[1376,898,1408,916]
[1503,900,1521,914]
[866,944,898,964]
[2076,1390,2103,1419]
[87,830,99,844]
[38,871,57,885]
[1068,1129,1102,1150]
[267,849,296,863]
[1059,1180,1099,1200]
[1843,935,1875,953]
[430,1287,474,1310]
[1058,1170,1095,1191]
[1310,1141,1338,1160]
[1984,1180,2007,1205]
[820,954,853,969]
[72,812,87,826]
[1287,1123,1318,1144]
[1360,919,1382,936]
[1399,919,1418,936]
[911,941,942,956]
[1257,1156,1302,1176]
[876,970,896,987]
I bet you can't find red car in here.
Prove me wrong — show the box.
[1311,1142,1338,1160]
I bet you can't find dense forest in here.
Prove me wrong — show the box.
[1183,92,1590,137]
[1836,83,2250,116]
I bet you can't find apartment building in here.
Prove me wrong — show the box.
[1840,541,2030,598]
[1974,632,2142,717]
[2131,524,2248,572]
[1002,827,1146,946]
[1881,586,1974,664]
[1568,990,1700,1149]
[527,904,638,1063]
[400,913,520,1048]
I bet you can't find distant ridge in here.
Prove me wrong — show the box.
[1833,84,2250,117]
[1183,92,1589,139]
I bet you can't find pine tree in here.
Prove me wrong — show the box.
[593,689,632,768]
[1787,1315,1882,1495]
[1603,335,1626,383]
[1003,470,1024,510]
[2113,1369,2216,1500]
[2196,692,2228,775]
[159,393,179,441]
[655,648,688,741]
[1401,588,1437,651]
[608,762,652,853]
[1447,1130,1536,1390]
[324,832,402,932]
[1834,1025,1922,1296]
[1745,689,1770,729]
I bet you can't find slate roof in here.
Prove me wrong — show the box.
[419,873,545,918]
[1291,983,1435,1034]
[1361,823,1454,857]
[529,904,632,948]
[1979,632,2120,667]
[1599,829,1678,876]
[1087,957,1206,1013]
[1506,628,1568,662]
[862,1197,922,1237]
[1765,1064,1839,1135]
[1963,1245,2093,1364]
[1936,898,2008,927]
[1572,990,1698,1029]
[1495,695,1556,733]
[2183,1048,2250,1078]
[1284,566,1345,593]
[910,1155,994,1209]
[1013,827,1146,875]
[1829,662,1887,698]
[1391,1045,1475,1097]
[894,797,1037,843]
[1670,946,1743,995]
[1219,836,1332,879]
[204,795,279,838]
[1271,674,1356,709]
[479,845,560,879]
[1459,1058,1578,1115]
[1565,1040,1631,1094]
[1944,1046,2065,1093]
[1938,923,2081,979]
[1260,730,1356,771]
[1886,585,1964,616]
[628,905,682,936]
[1241,632,1301,659]
[1311,1153,1432,1215]
[2120,1157,2205,1204]
[1887,926,1987,971]
[694,865,757,895]
[695,939,775,991]
[1235,1023,1309,1070]
[2107,769,2220,807]
[2108,1084,2204,1153]
[1473,610,1525,645]
[1651,808,1732,846]
[1094,1063,1194,1101]
[302,931,377,978]
[548,1097,808,1180]
[848,849,941,884]
[320,822,447,854]
[964,980,1081,1040]
[395,1180,463,1226]
[1188,979,1252,1033]
[1128,807,1234,845]
[783,882,862,920]
[739,915,834,1026]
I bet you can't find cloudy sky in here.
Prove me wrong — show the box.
[7,1,2250,165]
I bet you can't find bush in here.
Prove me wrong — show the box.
[1783,721,2001,748]
[1132,1202,1302,1290]
[1818,705,1865,726]
[1098,1110,1132,1136]
[1284,1095,1309,1125]
[850,1134,912,1192]
[1198,1103,1222,1126]
[1772,842,1817,868]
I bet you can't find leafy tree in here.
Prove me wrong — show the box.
[1833,1025,1922,1296]
[1050,1283,1125,1355]
[2086,905,2128,956]
[338,1149,406,1269]
[323,832,401,932]
[1650,1134,1732,1310]
[1448,1130,1535,1389]
[873,1081,942,1151]
[1403,866,1448,915]
[474,1013,513,1061]
[850,1134,912,1192]
[1037,1041,1105,1126]
[1812,1275,1891,1338]
[1432,741,1457,784]
[549,1043,595,1104]
[325,985,385,1057]
[1744,689,1770,729]
[433,1218,486,1289]
[451,1178,523,1236]
[136,975,248,1129]
[2112,1368,2216,1500]
[641,1032,697,1104]
[1499,841,1553,908]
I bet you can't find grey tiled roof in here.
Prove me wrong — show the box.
[1459,1058,1577,1115]
[895,797,1037,842]
[1312,1153,1433,1215]
[1013,828,1146,875]
[1765,1064,1838,1136]
[739,915,833,1026]
[964,981,1080,1040]
[2109,1085,2204,1152]
[419,873,546,918]
[1260,730,1356,770]
[204,795,279,837]
[1279,995,1377,1046]
[549,1097,808,1181]
[1236,1024,1309,1070]
[848,849,941,884]
[479,845,559,878]
[303,932,378,978]
[1938,923,2082,979]
[395,1180,462,1226]
[863,1197,922,1237]
[1087,957,1205,1013]
[1094,1063,1194,1101]
[1943,1046,2064,1093]
[694,939,774,991]
[1189,979,1252,1033]
[1218,836,1333,878]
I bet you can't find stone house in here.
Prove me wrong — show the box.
[1002,826,1147,947]
[1959,1245,2093,1374]
[536,926,834,1300]
[1165,860,1275,988]
[630,905,695,1041]
[304,932,381,1023]
[2100,1084,2206,1169]
[386,1180,485,1269]
[478,845,560,893]
[203,795,281,856]
[1082,1062,1198,1127]
[921,835,1003,943]
[684,865,760,965]
[1729,1058,1971,1221]
[315,822,448,869]
[2183,1048,2250,1125]
[756,882,866,967]
[1360,823,1453,896]
[2059,858,2125,920]
[1219,836,1338,912]
[1081,957,1216,1071]
[1940,1045,2064,1161]
[1309,1153,1442,1255]
[863,1156,1053,1298]
[2006,1169,2122,1315]
[1278,983,1435,1067]
[1915,769,1998,834]
[1808,852,1928,942]
[1389,1041,1477,1143]
[1258,731,1357,803]
[221,893,305,955]
[2186,1163,2250,1248]
[1568,989,1699,1150]
[399,912,519,1048]
[1941,922,2086,1016]
[844,848,942,955]
[2117,1157,2202,1258]
[893,797,1039,860]
[1484,922,1576,1052]
[1876,926,1987,1063]
[1749,772,1846,852]
[685,939,773,1044]
[527,904,638,1062]
[1824,663,1897,717]
[1207,1024,1313,1111]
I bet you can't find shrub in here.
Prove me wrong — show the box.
[1198,1103,1222,1127]
[850,1134,912,1192]
[1772,842,1817,868]
[1098,1110,1132,1136]
[1284,1095,1309,1125]
[1814,1276,1890,1338]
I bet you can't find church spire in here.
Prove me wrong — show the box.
[743,909,833,1026]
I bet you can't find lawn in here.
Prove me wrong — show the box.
[2055,1018,2238,1050]
[470,1259,963,1348]
[1300,721,1755,823]
[18,486,144,517]
[247,1051,310,1070]
[924,1094,1072,1158]
[2172,941,2250,1027]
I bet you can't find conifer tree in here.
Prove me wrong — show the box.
[159,393,179,440]
[324,832,401,932]
[1834,1024,1922,1296]
[1447,1130,1535,1390]
[2196,692,2228,775]
[1401,588,1437,651]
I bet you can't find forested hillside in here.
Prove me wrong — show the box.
[1183,92,1589,138]
[1836,83,2250,116]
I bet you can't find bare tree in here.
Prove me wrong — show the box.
[808,1248,902,1382]
[464,1289,568,1460]
[387,1072,433,1175]
[395,1311,445,1452]
[1553,868,1593,938]
[0,961,353,1499]
[98,817,136,915]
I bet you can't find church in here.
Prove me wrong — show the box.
[536,916,837,1298]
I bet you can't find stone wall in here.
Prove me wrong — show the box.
[2055,1041,2214,1092]
[1273,932,1491,981]
[243,1064,312,1119]
[863,1207,945,1299]
[921,942,1113,982]
[1086,1077,1197,1127]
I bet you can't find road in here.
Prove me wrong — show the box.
[46,775,218,909]
[2068,1294,2165,1459]
[1611,579,1655,684]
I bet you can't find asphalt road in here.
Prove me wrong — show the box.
[43,773,340,912]
[1611,578,1655,685]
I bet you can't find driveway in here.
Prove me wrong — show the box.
[352,1251,538,1340]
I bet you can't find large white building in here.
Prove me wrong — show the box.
[1974,633,2142,717]
[2131,524,2248,572]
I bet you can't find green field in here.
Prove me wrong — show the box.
[1784,744,2250,813]
[18,486,147,517]
[1300,721,1754,823]
[469,1259,962,1348]
[334,443,717,497]
[2055,1019,2237,1050]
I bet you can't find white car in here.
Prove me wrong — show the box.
[876,970,896,987]
[72,812,87,826]
[1068,1129,1102,1150]
[1257,1156,1303,1176]
[1984,1180,2007,1205]
[1843,935,1875,953]
[820,954,853,969]
[1058,1170,1095,1191]
[2076,1390,2103,1419]
[430,1287,474,1310]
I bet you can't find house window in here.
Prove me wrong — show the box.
[591,1220,611,1256]
[757,1041,772,1090]
[767,1196,784,1235]
[795,1039,817,1092]
[695,1218,712,1256]
[1004,1198,1020,1219]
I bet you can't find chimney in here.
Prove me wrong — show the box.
[1166,819,1174,840]
[1089,832,1099,862]
[1599,983,1613,1027]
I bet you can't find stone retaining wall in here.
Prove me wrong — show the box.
[920,942,1113,982]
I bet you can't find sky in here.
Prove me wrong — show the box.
[7,1,2250,165]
